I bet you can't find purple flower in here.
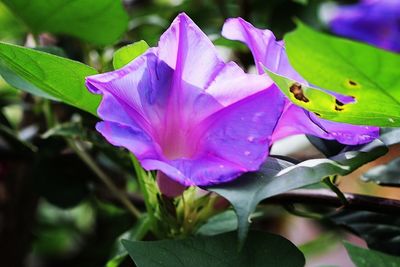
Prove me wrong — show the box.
[327,0,400,52]
[222,18,379,145]
[86,13,284,186]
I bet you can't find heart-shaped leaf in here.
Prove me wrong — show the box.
[271,22,400,127]
[344,242,400,267]
[209,139,387,244]
[0,42,100,115]
[122,231,305,267]
[1,0,129,45]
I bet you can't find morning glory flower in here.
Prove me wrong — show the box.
[222,18,379,145]
[86,13,284,186]
[325,0,400,52]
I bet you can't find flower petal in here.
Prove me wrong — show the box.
[222,17,379,145]
[96,121,160,158]
[157,172,187,197]
[86,49,172,134]
[158,13,225,89]
[272,102,379,145]
[142,89,283,186]
[222,17,305,82]
[327,0,400,52]
[206,61,275,106]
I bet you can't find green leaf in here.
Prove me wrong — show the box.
[209,139,387,244]
[122,231,305,267]
[106,215,151,267]
[331,211,400,255]
[196,210,238,236]
[362,157,400,187]
[299,233,339,258]
[272,22,400,127]
[344,242,400,267]
[0,2,25,41]
[1,0,129,45]
[0,42,100,115]
[113,41,149,69]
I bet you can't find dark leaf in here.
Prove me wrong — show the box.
[209,139,387,244]
[331,211,400,256]
[122,231,305,267]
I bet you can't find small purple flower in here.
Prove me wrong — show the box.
[326,0,400,52]
[86,13,284,186]
[222,18,379,145]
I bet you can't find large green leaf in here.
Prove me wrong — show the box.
[113,41,149,69]
[0,42,100,115]
[1,0,128,45]
[270,22,400,127]
[344,242,400,267]
[122,231,305,267]
[209,139,387,244]
[332,211,400,256]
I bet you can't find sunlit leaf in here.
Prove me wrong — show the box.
[122,231,305,267]
[270,22,400,127]
[0,42,100,115]
[1,0,129,45]
[113,41,149,69]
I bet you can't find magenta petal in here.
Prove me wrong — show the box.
[87,13,280,186]
[222,17,305,82]
[96,121,159,158]
[140,88,283,186]
[158,13,225,89]
[272,102,379,145]
[222,17,379,145]
[157,172,187,197]
[197,89,283,172]
[328,0,400,53]
[206,62,275,106]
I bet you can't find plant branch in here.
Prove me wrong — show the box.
[265,189,400,215]
[68,139,142,219]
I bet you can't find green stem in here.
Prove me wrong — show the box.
[42,99,55,128]
[284,204,324,220]
[323,176,349,205]
[69,139,141,219]
[130,154,154,218]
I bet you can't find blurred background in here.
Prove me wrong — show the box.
[0,0,398,267]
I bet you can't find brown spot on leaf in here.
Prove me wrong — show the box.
[345,79,361,89]
[335,99,344,106]
[314,112,321,117]
[335,106,344,111]
[348,80,357,86]
[290,83,309,103]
